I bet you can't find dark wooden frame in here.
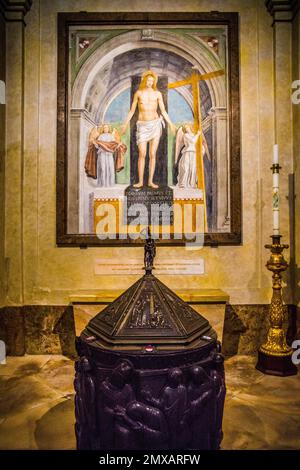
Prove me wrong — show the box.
[56,12,241,247]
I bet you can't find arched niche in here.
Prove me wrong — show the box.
[71,29,226,117]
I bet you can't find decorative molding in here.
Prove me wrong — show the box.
[265,0,300,22]
[0,0,32,23]
[141,29,155,40]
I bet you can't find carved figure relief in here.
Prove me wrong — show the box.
[75,356,225,450]
[74,357,96,449]
[97,360,135,449]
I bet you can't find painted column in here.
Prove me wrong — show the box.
[265,0,297,304]
[69,108,96,234]
[209,106,229,231]
[2,0,32,304]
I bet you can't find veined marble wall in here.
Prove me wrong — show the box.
[3,0,297,307]
[0,302,295,357]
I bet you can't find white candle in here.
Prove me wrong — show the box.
[273,144,279,164]
[273,202,279,235]
[272,144,279,235]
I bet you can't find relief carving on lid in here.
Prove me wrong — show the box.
[128,292,171,329]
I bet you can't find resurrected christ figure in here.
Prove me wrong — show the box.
[121,70,176,189]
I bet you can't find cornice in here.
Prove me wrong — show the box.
[265,0,300,23]
[0,0,32,24]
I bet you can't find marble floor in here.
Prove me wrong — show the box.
[0,355,299,450]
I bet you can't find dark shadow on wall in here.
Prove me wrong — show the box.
[0,306,25,355]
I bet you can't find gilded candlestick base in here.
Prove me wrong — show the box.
[256,235,297,376]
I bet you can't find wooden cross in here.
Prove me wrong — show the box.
[168,69,224,229]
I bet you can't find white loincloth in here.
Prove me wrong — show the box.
[136,116,165,146]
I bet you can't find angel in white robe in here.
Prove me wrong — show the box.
[174,124,210,189]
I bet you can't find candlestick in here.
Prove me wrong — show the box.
[272,145,280,235]
[256,235,297,376]
[256,147,297,376]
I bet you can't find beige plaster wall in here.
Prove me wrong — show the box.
[4,0,293,306]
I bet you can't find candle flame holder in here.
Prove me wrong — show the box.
[256,234,297,376]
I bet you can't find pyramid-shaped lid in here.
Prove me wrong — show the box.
[83,237,215,350]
